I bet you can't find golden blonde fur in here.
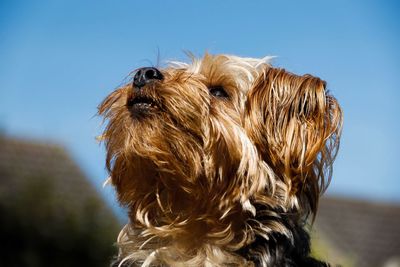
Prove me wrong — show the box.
[98,54,342,267]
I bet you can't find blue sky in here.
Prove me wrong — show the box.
[1,1,399,213]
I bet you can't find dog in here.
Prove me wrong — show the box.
[98,53,342,267]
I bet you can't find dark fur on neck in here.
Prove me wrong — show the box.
[237,208,328,267]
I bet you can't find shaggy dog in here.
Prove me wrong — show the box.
[99,54,342,267]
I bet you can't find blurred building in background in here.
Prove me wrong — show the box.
[314,197,400,267]
[1,133,399,267]
[0,135,121,267]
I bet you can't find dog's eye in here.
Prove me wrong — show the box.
[209,86,229,98]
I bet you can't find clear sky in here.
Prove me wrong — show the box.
[1,1,399,213]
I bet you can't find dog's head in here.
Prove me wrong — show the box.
[99,53,342,264]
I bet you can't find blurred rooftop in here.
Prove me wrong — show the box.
[315,196,400,267]
[0,134,121,266]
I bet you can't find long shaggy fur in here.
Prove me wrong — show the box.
[99,54,342,267]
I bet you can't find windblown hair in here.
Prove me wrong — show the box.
[98,54,342,267]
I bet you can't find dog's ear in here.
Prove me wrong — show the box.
[245,67,342,215]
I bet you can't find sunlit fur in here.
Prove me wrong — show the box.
[98,54,342,267]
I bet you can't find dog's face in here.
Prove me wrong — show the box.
[99,54,342,265]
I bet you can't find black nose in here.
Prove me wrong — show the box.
[132,67,164,89]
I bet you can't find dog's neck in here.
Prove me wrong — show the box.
[114,190,325,267]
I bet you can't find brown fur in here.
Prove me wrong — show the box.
[99,54,342,267]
